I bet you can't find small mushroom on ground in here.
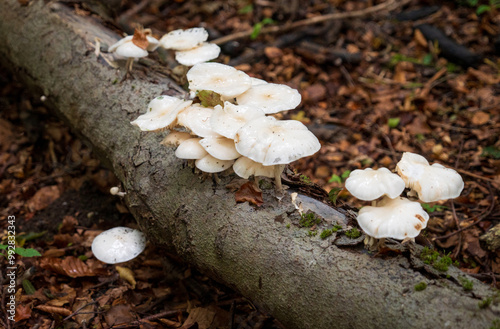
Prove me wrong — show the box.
[357,196,429,240]
[131,96,192,131]
[235,116,320,193]
[186,62,253,99]
[396,152,464,202]
[236,83,302,114]
[91,227,146,264]
[345,167,405,202]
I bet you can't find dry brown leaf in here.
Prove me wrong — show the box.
[14,303,32,321]
[35,304,72,316]
[471,111,490,125]
[104,304,135,326]
[72,297,95,326]
[115,266,136,289]
[39,256,106,278]
[59,215,78,233]
[235,181,263,207]
[26,185,60,212]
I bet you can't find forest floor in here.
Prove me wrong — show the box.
[1,0,499,328]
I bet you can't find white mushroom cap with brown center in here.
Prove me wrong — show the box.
[234,116,320,166]
[91,227,146,264]
[345,167,405,201]
[357,197,429,239]
[175,42,221,66]
[199,136,240,160]
[396,152,464,202]
[210,102,265,139]
[131,96,192,131]
[175,138,208,159]
[236,83,302,114]
[233,156,275,179]
[109,35,159,56]
[195,154,234,173]
[159,27,208,50]
[187,63,253,98]
[176,104,220,137]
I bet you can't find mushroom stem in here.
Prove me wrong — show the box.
[126,57,134,73]
[273,164,286,196]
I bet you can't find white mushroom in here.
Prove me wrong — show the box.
[195,154,234,173]
[175,138,208,159]
[345,167,405,201]
[235,116,320,166]
[233,156,275,179]
[199,136,240,160]
[357,197,429,240]
[131,96,192,131]
[91,227,146,264]
[159,27,209,50]
[176,104,220,137]
[108,29,159,72]
[186,63,253,98]
[236,83,302,114]
[210,102,265,139]
[235,116,320,192]
[161,131,192,147]
[175,42,221,66]
[396,152,464,202]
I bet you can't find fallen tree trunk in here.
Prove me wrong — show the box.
[1,1,498,328]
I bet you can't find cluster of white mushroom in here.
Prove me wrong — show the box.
[108,27,221,68]
[345,152,464,244]
[132,61,321,192]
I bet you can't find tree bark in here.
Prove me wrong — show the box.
[1,1,498,328]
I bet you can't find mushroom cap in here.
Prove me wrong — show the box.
[357,197,429,239]
[210,102,265,139]
[131,96,192,131]
[159,27,208,50]
[175,138,208,159]
[195,154,234,173]
[233,156,275,179]
[175,42,221,66]
[91,227,146,264]
[161,131,192,147]
[114,41,148,58]
[199,136,240,160]
[345,167,405,201]
[396,152,464,202]
[109,35,159,53]
[176,104,220,137]
[187,63,253,98]
[236,83,302,114]
[234,116,321,166]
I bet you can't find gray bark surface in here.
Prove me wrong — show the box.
[1,1,499,328]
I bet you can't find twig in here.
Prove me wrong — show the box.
[455,168,494,182]
[450,201,462,259]
[62,301,98,322]
[212,0,410,45]
[111,309,183,328]
[433,184,496,241]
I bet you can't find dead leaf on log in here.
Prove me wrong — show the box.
[235,181,263,206]
[39,256,107,278]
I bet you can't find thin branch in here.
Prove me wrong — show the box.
[212,0,410,45]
